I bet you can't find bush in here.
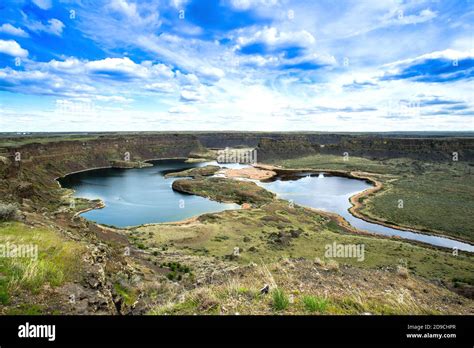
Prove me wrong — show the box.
[326,259,340,271]
[166,271,176,280]
[192,288,219,312]
[0,203,18,222]
[272,288,290,311]
[396,265,409,279]
[302,295,328,313]
[314,257,324,266]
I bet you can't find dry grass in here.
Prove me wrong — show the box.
[148,260,472,315]
[396,265,409,279]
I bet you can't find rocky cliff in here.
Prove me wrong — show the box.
[1,132,473,201]
[254,135,474,162]
[0,134,203,205]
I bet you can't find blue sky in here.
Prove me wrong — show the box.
[0,0,473,131]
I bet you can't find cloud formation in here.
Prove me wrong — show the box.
[0,23,29,38]
[0,0,472,131]
[0,39,28,57]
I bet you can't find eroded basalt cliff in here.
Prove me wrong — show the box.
[0,134,204,315]
[1,132,473,206]
[254,135,474,162]
[0,134,203,205]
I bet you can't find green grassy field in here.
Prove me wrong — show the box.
[134,200,473,287]
[272,155,474,243]
[136,200,473,315]
[0,222,85,309]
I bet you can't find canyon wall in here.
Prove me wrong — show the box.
[0,134,203,204]
[0,132,473,206]
[194,132,474,162]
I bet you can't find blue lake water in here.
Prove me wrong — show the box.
[59,160,243,227]
[59,160,473,252]
[257,173,474,252]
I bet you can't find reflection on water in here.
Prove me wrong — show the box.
[59,160,243,227]
[257,173,474,252]
[60,161,473,251]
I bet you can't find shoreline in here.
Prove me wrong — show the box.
[57,158,243,230]
[254,164,474,248]
[55,159,474,251]
[54,156,190,182]
[73,199,106,218]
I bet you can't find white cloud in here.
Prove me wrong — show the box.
[0,39,28,57]
[0,23,29,38]
[230,0,279,11]
[0,56,203,111]
[180,88,204,102]
[48,19,65,36]
[175,71,200,86]
[1,0,472,132]
[237,27,316,49]
[396,9,437,25]
[198,66,225,82]
[85,57,176,81]
[0,67,77,96]
[86,57,149,78]
[106,0,160,27]
[108,0,140,18]
[25,18,65,36]
[379,49,474,81]
[168,104,198,114]
[170,0,190,9]
[32,0,52,10]
[340,7,438,39]
[385,49,474,68]
[95,95,134,103]
[145,82,175,93]
[231,26,331,71]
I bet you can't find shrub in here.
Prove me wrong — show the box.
[0,203,18,222]
[114,283,137,306]
[272,288,290,311]
[326,259,339,271]
[314,257,324,266]
[397,265,409,279]
[0,278,9,304]
[302,295,328,313]
[192,288,219,312]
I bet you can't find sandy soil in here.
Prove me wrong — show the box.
[219,166,277,180]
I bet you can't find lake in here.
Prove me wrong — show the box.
[257,173,474,252]
[58,159,243,227]
[59,161,473,252]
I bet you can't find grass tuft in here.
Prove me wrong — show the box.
[302,295,328,313]
[272,288,290,311]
